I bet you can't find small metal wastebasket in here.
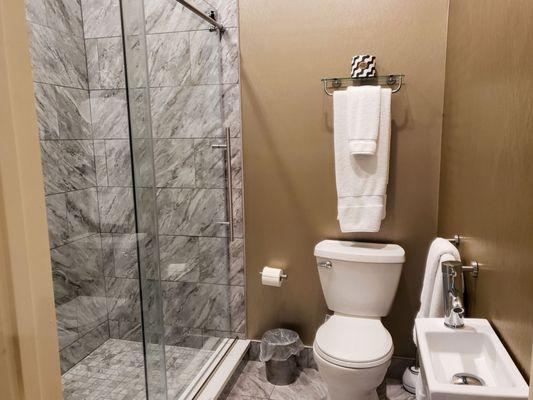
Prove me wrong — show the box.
[260,329,304,385]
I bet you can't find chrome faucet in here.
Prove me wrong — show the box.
[441,261,466,328]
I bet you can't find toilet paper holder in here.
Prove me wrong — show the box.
[259,270,288,280]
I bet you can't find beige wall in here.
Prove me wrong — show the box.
[239,0,450,355]
[438,0,533,378]
[0,0,62,398]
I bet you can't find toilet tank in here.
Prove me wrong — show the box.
[314,240,405,317]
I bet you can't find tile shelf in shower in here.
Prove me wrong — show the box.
[322,74,405,95]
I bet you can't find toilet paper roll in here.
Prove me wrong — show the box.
[261,266,284,287]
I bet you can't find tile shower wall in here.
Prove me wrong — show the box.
[26,0,244,371]
[25,0,112,372]
[80,0,245,346]
[142,0,245,345]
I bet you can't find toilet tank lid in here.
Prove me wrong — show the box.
[314,240,405,263]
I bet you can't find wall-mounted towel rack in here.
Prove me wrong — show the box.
[322,74,404,96]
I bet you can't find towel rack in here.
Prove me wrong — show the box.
[322,74,404,96]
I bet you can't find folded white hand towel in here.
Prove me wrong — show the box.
[412,238,461,344]
[333,88,391,232]
[347,86,382,155]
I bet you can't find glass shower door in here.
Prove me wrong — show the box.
[119,0,236,398]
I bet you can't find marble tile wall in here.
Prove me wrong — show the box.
[25,0,113,373]
[79,0,244,346]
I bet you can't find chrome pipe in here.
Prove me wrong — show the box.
[174,0,225,33]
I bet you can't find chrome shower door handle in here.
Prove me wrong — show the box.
[212,127,234,242]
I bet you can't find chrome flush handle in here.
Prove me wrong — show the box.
[318,261,332,269]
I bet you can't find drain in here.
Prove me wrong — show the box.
[452,373,485,386]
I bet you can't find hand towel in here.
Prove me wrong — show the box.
[412,238,461,344]
[347,86,382,155]
[333,88,391,232]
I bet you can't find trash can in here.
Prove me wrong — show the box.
[259,329,304,385]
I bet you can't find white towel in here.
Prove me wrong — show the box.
[347,86,382,155]
[333,88,391,232]
[413,238,461,344]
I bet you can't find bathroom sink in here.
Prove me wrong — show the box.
[415,318,529,400]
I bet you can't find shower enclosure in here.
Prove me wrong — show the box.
[24,0,244,398]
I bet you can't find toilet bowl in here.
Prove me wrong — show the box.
[313,240,405,400]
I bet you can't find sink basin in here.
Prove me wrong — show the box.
[416,318,529,400]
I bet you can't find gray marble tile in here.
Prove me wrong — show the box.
[224,360,275,399]
[198,237,228,284]
[129,89,150,139]
[154,139,195,188]
[159,235,200,282]
[33,83,59,139]
[45,193,68,248]
[221,28,239,84]
[85,39,100,89]
[44,0,84,36]
[80,0,122,38]
[157,188,227,236]
[26,0,48,26]
[97,37,125,89]
[98,187,135,233]
[270,368,327,400]
[162,281,230,331]
[144,0,211,33]
[112,234,139,278]
[40,140,96,194]
[28,24,88,89]
[147,31,190,87]
[105,139,133,186]
[101,233,115,276]
[94,139,109,186]
[59,322,109,374]
[229,238,244,286]
[123,35,146,89]
[66,188,99,241]
[90,89,129,138]
[231,136,242,188]
[214,0,238,28]
[55,299,78,349]
[194,138,226,188]
[164,325,204,348]
[222,84,242,138]
[56,87,92,139]
[385,379,416,400]
[77,295,108,336]
[51,235,105,298]
[233,187,243,238]
[190,30,221,85]
[151,85,223,139]
[230,285,245,333]
[106,277,142,339]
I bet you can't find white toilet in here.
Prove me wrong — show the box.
[313,240,405,400]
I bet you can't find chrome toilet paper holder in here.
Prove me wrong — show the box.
[259,270,288,280]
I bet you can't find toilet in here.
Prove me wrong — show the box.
[313,240,405,400]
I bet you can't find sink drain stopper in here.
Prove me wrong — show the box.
[452,373,485,386]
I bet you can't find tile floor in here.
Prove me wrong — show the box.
[221,360,416,400]
[62,339,214,400]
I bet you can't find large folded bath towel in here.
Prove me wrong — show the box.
[333,87,391,232]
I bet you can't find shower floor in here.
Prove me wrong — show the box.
[62,339,214,400]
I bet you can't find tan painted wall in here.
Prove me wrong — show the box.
[0,0,62,398]
[239,0,450,355]
[438,0,533,378]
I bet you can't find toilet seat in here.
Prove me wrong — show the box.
[314,314,393,369]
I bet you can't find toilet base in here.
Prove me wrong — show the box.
[313,346,390,400]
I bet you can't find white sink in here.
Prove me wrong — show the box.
[416,318,529,400]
